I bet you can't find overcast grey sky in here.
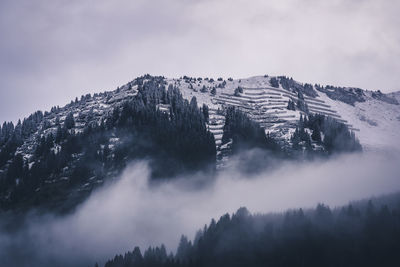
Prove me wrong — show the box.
[1,0,399,122]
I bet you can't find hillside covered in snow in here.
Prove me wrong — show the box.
[0,74,398,212]
[167,75,400,153]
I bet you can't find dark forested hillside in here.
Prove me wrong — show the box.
[0,75,363,213]
[103,194,400,267]
[0,76,216,212]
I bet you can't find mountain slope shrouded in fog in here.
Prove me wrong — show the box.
[0,74,398,212]
[1,152,400,267]
[2,2,400,266]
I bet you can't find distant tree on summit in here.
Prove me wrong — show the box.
[270,77,279,88]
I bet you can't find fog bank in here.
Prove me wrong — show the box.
[0,151,400,266]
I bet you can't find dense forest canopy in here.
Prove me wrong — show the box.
[103,193,400,267]
[0,76,216,211]
[291,114,362,156]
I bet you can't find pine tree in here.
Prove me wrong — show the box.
[234,87,243,96]
[270,77,279,88]
[311,125,322,143]
[287,99,296,111]
[211,87,217,95]
[176,235,192,261]
[190,97,198,111]
[202,104,209,122]
[64,112,75,129]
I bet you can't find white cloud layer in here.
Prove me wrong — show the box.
[1,0,400,122]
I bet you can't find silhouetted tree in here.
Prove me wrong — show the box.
[65,112,75,129]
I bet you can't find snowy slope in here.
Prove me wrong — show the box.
[316,90,400,152]
[166,75,400,154]
[14,85,139,162]
[6,75,400,168]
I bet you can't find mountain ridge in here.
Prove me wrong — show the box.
[0,74,398,212]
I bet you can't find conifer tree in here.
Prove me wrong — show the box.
[211,87,217,95]
[65,112,75,129]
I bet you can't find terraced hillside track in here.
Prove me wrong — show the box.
[207,108,230,169]
[209,85,361,169]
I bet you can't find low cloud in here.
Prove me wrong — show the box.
[0,151,400,266]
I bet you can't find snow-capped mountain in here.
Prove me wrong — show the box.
[0,74,399,212]
[9,75,400,161]
[167,75,400,153]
